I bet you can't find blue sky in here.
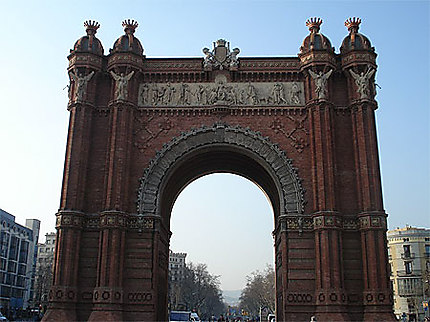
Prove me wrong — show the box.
[0,1,428,290]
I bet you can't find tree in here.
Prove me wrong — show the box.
[169,262,225,319]
[33,255,54,309]
[239,265,275,318]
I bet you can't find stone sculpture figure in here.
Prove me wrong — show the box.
[271,83,287,104]
[247,83,258,105]
[138,83,150,106]
[179,84,192,105]
[290,82,302,105]
[202,47,214,69]
[164,83,176,105]
[69,70,94,102]
[196,85,207,104]
[229,48,240,68]
[308,69,333,99]
[110,70,135,100]
[349,68,375,99]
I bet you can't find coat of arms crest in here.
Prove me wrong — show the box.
[202,39,240,71]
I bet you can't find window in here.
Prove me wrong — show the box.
[19,241,28,263]
[425,244,430,256]
[5,273,14,285]
[0,232,9,257]
[7,261,16,273]
[9,236,18,260]
[15,276,25,287]
[405,261,412,274]
[403,245,411,257]
[1,286,11,297]
[17,264,26,276]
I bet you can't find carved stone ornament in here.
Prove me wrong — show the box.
[202,39,240,70]
[308,69,332,99]
[138,81,305,107]
[270,115,309,153]
[137,123,306,216]
[349,67,376,99]
[133,115,173,152]
[69,69,94,102]
[110,70,135,100]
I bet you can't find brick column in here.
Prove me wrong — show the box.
[313,213,348,320]
[43,211,83,321]
[88,95,134,320]
[60,102,93,211]
[351,102,395,320]
[104,102,134,211]
[43,98,94,321]
[274,217,288,322]
[88,212,127,321]
[308,102,349,320]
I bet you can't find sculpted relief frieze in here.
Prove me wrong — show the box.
[138,81,305,108]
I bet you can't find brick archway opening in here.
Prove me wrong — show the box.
[137,124,304,320]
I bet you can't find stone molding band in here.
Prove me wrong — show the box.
[55,210,387,232]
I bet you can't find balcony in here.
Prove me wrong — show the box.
[397,277,423,297]
[397,270,417,277]
[401,252,415,260]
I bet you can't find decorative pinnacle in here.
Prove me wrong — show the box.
[345,17,361,33]
[306,17,323,33]
[84,20,100,35]
[122,19,138,34]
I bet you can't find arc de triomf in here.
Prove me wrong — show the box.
[44,17,395,321]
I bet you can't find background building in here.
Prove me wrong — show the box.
[388,226,430,321]
[169,250,187,282]
[33,232,56,310]
[0,209,40,309]
[169,250,187,310]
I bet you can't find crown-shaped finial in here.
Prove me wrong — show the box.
[306,17,323,33]
[216,39,227,47]
[122,19,139,34]
[345,17,361,33]
[84,20,100,35]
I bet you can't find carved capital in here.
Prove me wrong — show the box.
[312,211,342,230]
[358,211,387,230]
[99,210,128,229]
[56,210,84,228]
[68,52,103,71]
[340,50,377,71]
[298,51,336,70]
[128,214,156,231]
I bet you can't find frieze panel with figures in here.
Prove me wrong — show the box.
[138,81,305,107]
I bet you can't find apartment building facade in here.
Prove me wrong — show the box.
[388,226,430,321]
[0,209,40,309]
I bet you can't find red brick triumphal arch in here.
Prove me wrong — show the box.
[44,18,396,321]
